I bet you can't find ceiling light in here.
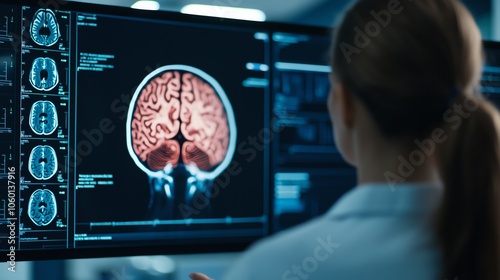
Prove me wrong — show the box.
[131,1,160,11]
[181,4,266,22]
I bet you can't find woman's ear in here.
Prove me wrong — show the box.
[335,83,356,128]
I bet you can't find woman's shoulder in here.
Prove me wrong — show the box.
[223,216,339,280]
[223,202,441,280]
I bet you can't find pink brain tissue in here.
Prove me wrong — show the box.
[131,70,230,172]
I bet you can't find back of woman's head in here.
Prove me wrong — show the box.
[331,0,500,279]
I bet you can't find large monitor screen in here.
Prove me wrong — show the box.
[0,0,273,260]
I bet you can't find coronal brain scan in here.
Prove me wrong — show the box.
[30,9,61,47]
[28,189,57,227]
[29,57,59,91]
[28,145,58,180]
[127,65,236,218]
[29,100,58,135]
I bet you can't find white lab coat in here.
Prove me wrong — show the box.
[223,183,443,280]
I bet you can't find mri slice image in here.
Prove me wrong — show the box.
[29,57,59,91]
[28,145,58,180]
[30,9,61,47]
[28,189,57,227]
[127,65,236,219]
[29,100,59,135]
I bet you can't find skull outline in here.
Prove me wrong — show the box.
[126,65,237,218]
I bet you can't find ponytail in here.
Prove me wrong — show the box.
[436,94,500,279]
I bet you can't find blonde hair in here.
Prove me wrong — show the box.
[332,0,500,278]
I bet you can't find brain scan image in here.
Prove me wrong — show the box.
[30,9,61,47]
[28,145,58,180]
[126,65,236,219]
[28,189,57,226]
[29,57,59,91]
[29,100,59,135]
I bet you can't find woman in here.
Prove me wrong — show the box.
[191,0,500,279]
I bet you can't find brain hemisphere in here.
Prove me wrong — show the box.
[180,74,229,171]
[131,72,181,171]
[131,70,230,172]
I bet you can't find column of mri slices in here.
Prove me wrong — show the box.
[20,7,69,231]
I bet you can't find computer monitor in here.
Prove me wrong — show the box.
[270,29,356,232]
[270,39,500,233]
[0,0,272,261]
[482,41,500,106]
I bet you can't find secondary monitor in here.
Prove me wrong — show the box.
[270,30,356,232]
[270,39,500,233]
[482,41,500,107]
